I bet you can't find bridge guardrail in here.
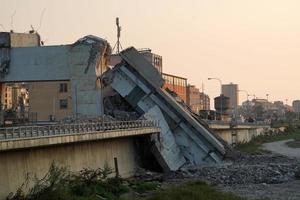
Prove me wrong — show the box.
[0,120,159,141]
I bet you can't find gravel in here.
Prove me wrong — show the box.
[179,154,299,185]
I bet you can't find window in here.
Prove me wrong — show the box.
[59,83,68,93]
[59,99,68,109]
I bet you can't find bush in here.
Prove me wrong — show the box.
[7,162,128,200]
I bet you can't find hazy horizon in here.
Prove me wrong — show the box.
[1,0,300,105]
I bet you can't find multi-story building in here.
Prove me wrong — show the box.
[222,83,239,111]
[162,73,187,103]
[199,92,210,110]
[138,48,162,74]
[292,100,300,113]
[186,84,201,113]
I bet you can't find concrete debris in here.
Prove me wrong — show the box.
[103,94,140,120]
[134,168,164,182]
[180,155,299,185]
[73,35,111,75]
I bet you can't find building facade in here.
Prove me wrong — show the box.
[293,100,300,113]
[0,33,111,123]
[222,83,239,111]
[186,85,201,113]
[199,92,210,110]
[162,73,187,103]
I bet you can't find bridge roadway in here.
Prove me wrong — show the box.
[0,120,160,151]
[205,120,271,145]
[0,120,160,199]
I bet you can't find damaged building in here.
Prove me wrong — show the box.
[0,32,111,123]
[0,32,226,173]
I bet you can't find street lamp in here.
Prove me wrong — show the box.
[208,77,223,120]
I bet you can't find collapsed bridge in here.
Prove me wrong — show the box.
[102,47,226,171]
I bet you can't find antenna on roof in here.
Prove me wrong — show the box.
[37,8,46,31]
[112,17,123,54]
[10,10,16,32]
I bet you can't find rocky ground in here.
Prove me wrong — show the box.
[162,154,300,200]
[134,139,300,200]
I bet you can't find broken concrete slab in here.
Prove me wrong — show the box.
[102,47,226,171]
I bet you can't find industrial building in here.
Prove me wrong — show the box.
[214,94,230,121]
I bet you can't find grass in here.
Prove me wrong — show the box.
[235,130,300,154]
[131,181,160,193]
[123,181,246,200]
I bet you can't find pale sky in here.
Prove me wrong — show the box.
[1,0,300,105]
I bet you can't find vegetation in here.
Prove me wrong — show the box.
[7,163,128,200]
[235,129,300,154]
[130,181,160,193]
[122,181,246,200]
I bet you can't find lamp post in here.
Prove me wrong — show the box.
[208,77,223,120]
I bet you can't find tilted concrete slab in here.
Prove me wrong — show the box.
[102,47,226,171]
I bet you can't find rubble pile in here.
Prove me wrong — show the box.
[103,94,140,120]
[181,155,299,185]
[134,168,164,182]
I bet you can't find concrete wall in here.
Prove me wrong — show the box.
[10,33,40,47]
[215,127,267,145]
[0,137,138,199]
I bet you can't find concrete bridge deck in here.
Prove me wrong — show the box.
[0,120,160,151]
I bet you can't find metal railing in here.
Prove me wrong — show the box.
[0,120,159,141]
[204,120,270,126]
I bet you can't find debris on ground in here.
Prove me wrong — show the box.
[179,154,299,185]
[134,167,164,182]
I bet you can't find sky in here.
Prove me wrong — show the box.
[1,0,300,106]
